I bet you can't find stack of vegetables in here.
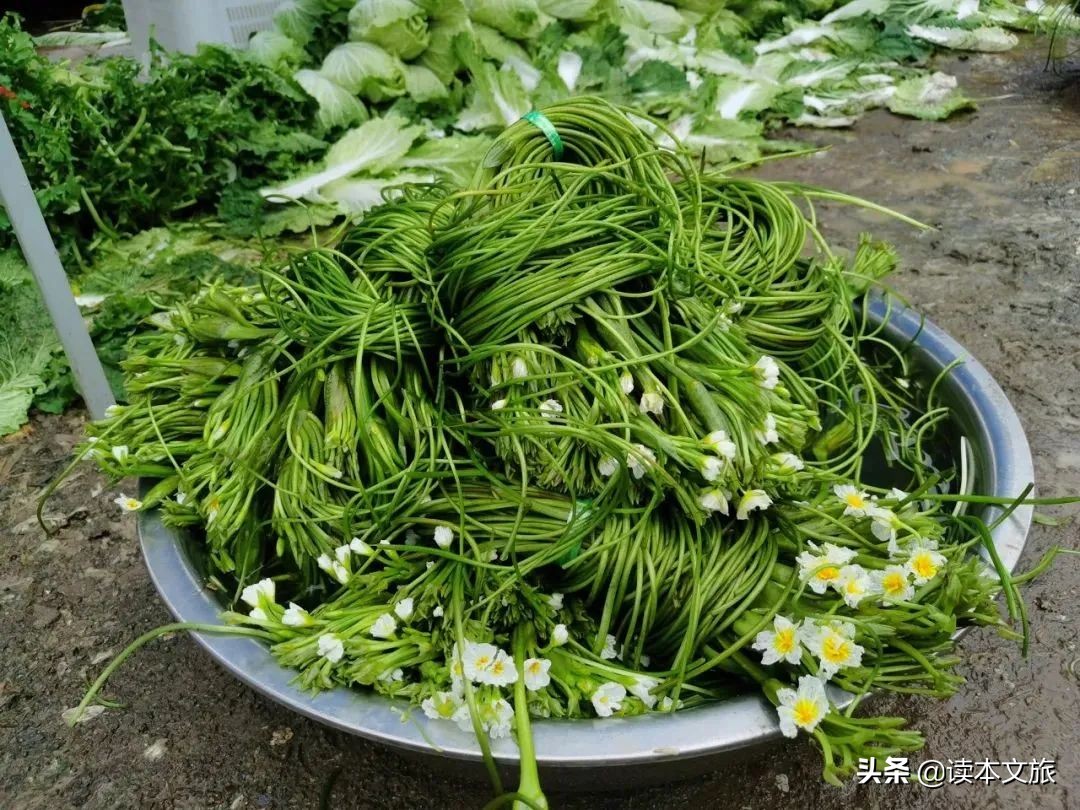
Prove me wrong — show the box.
[66,99,1054,802]
[3,3,1078,438]
[251,0,1079,225]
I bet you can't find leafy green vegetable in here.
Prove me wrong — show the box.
[0,250,58,434]
[248,30,306,73]
[262,114,426,203]
[293,68,370,129]
[319,42,407,101]
[465,0,544,39]
[0,15,322,266]
[348,0,431,59]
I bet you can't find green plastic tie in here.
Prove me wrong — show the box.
[521,110,564,160]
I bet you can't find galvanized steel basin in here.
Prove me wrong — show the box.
[137,296,1034,788]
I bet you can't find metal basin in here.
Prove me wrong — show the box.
[137,296,1034,788]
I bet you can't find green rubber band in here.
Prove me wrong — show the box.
[522,110,564,160]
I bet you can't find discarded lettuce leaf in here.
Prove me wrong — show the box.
[887,71,975,120]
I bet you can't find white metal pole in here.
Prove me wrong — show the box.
[0,110,115,419]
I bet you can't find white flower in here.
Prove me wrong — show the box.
[639,391,664,416]
[206,497,220,525]
[175,491,188,506]
[113,494,142,513]
[104,404,121,417]
[700,455,725,482]
[755,414,779,445]
[425,561,435,570]
[835,565,874,609]
[370,613,397,639]
[462,641,499,682]
[484,698,514,738]
[539,399,563,419]
[111,445,129,463]
[434,526,454,549]
[796,542,857,594]
[511,357,529,379]
[866,504,901,546]
[350,537,373,556]
[241,578,275,608]
[491,399,507,411]
[591,682,627,717]
[433,604,444,618]
[619,371,635,395]
[753,356,780,389]
[394,598,414,620]
[703,430,737,460]
[805,620,863,679]
[548,592,564,610]
[699,488,731,515]
[600,634,618,660]
[598,456,619,477]
[483,649,519,686]
[640,654,650,667]
[873,565,915,602]
[736,489,772,520]
[628,675,659,708]
[771,453,804,473]
[551,624,569,646]
[378,667,404,682]
[282,602,314,627]
[658,696,683,712]
[752,615,804,666]
[905,540,947,585]
[422,691,462,720]
[833,483,871,517]
[334,544,351,564]
[317,634,344,663]
[524,658,552,691]
[451,704,475,733]
[317,554,350,585]
[627,444,656,479]
[776,675,829,738]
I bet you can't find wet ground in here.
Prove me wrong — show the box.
[2,43,1079,810]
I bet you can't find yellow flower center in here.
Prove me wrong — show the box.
[475,655,492,669]
[911,554,938,579]
[822,635,852,664]
[793,697,820,728]
[774,627,795,654]
[816,566,840,582]
[844,579,863,595]
[528,661,542,675]
[845,493,865,509]
[125,499,139,509]
[883,572,906,595]
[491,660,506,676]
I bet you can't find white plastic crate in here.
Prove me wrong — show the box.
[121,0,293,57]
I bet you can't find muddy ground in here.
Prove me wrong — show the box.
[2,43,1079,810]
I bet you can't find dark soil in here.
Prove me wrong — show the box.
[1,42,1079,810]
